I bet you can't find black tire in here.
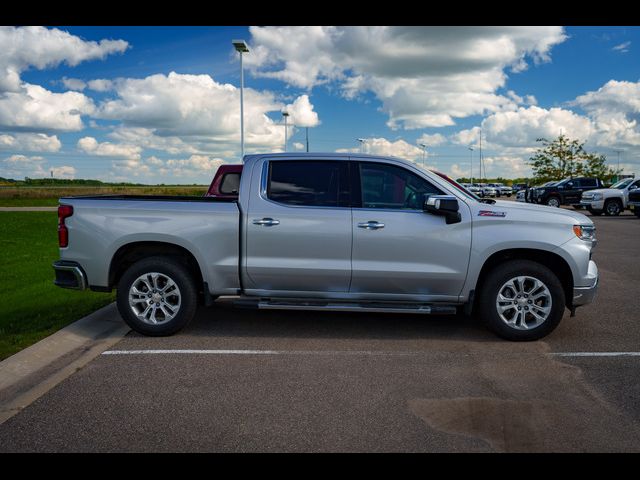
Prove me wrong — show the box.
[116,256,198,336]
[545,196,561,208]
[477,260,566,341]
[604,199,622,216]
[635,210,640,218]
[587,207,603,216]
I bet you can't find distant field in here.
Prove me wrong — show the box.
[0,212,117,360]
[0,185,208,206]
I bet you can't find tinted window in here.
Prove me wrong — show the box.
[580,178,598,187]
[267,160,349,207]
[219,173,240,194]
[359,162,443,210]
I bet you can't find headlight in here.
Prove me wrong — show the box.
[591,193,603,200]
[573,224,596,242]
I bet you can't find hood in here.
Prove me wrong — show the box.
[490,199,593,224]
[581,188,621,197]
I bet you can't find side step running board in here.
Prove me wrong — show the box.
[234,299,457,315]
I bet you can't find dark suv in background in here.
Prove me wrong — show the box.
[528,177,604,208]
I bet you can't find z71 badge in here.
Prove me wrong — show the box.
[478,210,506,217]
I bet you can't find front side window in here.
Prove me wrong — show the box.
[580,178,597,187]
[267,160,349,207]
[359,162,443,210]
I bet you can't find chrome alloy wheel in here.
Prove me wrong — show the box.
[495,276,552,330]
[128,272,181,325]
[547,197,560,208]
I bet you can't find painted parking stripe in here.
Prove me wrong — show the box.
[551,352,640,357]
[102,349,640,357]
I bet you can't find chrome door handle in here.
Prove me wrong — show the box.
[253,218,280,226]
[358,221,385,230]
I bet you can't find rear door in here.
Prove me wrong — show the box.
[244,158,353,293]
[350,160,472,299]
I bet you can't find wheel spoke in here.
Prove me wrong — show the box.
[496,275,553,331]
[129,272,181,326]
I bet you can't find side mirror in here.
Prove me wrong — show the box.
[423,195,461,224]
[629,185,638,191]
[566,182,574,188]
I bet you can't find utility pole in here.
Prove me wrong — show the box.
[306,127,309,152]
[282,111,290,152]
[468,147,474,184]
[357,138,366,153]
[232,40,249,161]
[479,128,483,181]
[419,143,427,167]
[614,149,623,181]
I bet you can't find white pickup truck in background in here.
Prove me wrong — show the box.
[580,177,640,216]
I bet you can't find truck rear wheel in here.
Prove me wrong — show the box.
[116,256,198,336]
[478,260,565,341]
[546,197,561,208]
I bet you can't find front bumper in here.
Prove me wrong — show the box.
[580,199,604,209]
[572,260,598,307]
[628,201,640,211]
[53,260,87,290]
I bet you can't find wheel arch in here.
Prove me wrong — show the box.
[474,248,573,311]
[109,241,205,296]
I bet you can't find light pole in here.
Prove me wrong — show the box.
[614,149,623,181]
[357,138,366,153]
[419,143,427,167]
[232,40,249,161]
[306,127,309,152]
[468,146,474,184]
[282,110,290,152]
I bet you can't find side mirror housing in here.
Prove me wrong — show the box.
[629,184,638,191]
[423,195,461,224]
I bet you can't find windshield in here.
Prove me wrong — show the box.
[610,178,633,189]
[542,181,558,187]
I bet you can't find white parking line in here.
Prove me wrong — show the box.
[551,352,640,357]
[101,349,640,357]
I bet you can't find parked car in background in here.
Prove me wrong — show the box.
[512,183,528,193]
[581,177,640,216]
[629,188,640,218]
[528,177,604,208]
[476,183,497,197]
[490,183,513,197]
[516,190,526,202]
[205,164,242,199]
[53,152,598,341]
[468,183,482,196]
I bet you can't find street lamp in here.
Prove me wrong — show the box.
[232,39,249,161]
[468,146,474,184]
[357,138,366,153]
[282,110,290,152]
[419,143,427,167]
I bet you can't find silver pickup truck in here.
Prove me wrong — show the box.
[53,153,599,341]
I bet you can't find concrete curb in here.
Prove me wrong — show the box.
[0,303,130,425]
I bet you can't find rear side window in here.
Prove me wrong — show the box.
[219,173,240,194]
[580,178,597,187]
[267,160,349,207]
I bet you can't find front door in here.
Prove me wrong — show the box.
[244,159,353,293]
[350,161,472,300]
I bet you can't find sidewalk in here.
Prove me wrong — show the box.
[0,303,129,424]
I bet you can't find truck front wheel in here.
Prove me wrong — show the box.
[477,260,565,341]
[116,256,198,336]
[604,199,622,216]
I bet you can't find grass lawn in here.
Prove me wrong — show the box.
[0,212,116,361]
[0,185,207,207]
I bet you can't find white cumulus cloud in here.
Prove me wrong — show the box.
[78,136,141,159]
[0,133,61,152]
[0,26,128,93]
[246,26,567,128]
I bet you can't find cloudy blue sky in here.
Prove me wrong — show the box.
[1,25,639,183]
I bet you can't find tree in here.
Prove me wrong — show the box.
[528,134,619,184]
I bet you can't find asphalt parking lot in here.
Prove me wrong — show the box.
[1,204,639,452]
